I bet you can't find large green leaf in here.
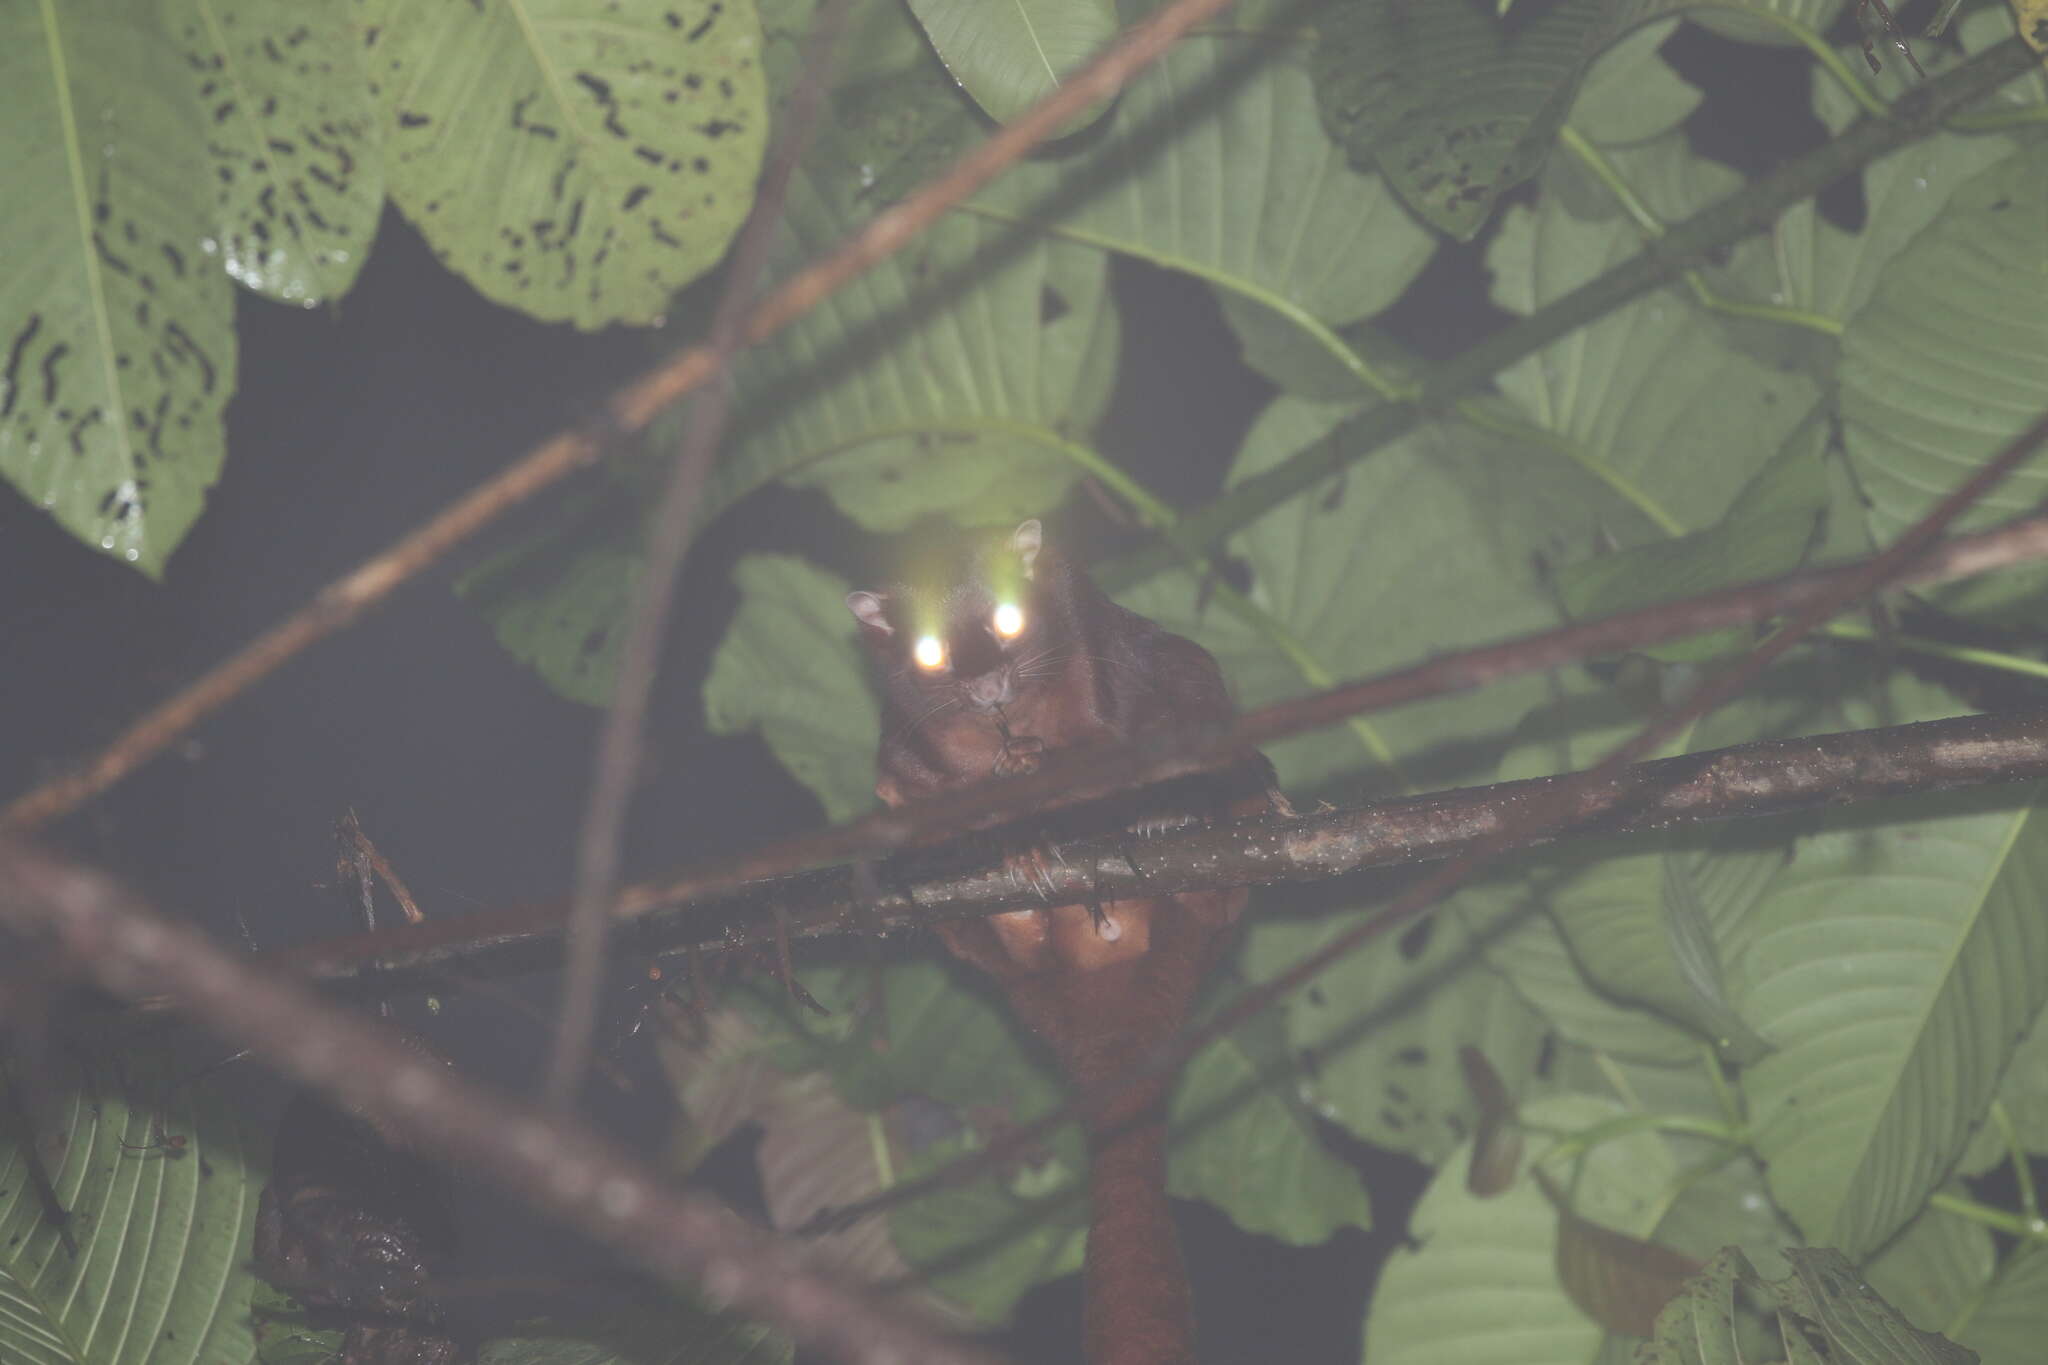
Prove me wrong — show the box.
[1488,133,1822,547]
[362,0,766,329]
[904,0,1117,136]
[1957,997,2048,1175]
[166,0,383,305]
[1748,58,2018,340]
[1364,1095,1666,1365]
[0,1,237,575]
[1,1061,263,1365]
[1454,870,1702,1066]
[1953,1240,2048,1365]
[1166,993,1372,1244]
[1864,1203,1996,1352]
[1121,396,1632,800]
[703,555,879,821]
[1309,0,1630,240]
[1242,902,1550,1163]
[1838,144,2048,619]
[1738,677,2048,1259]
[975,35,1436,358]
[698,53,1112,533]
[1566,19,1700,147]
[1554,415,1829,663]
[1475,684,1780,1064]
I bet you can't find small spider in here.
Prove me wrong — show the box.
[119,1116,188,1158]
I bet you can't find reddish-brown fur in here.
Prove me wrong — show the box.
[852,522,1275,1364]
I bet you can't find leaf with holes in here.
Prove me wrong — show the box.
[167,0,383,305]
[0,2,237,575]
[1309,0,1628,240]
[362,0,766,329]
[1242,902,1549,1164]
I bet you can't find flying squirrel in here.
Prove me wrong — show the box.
[848,519,1283,1365]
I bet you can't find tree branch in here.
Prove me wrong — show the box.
[274,705,2048,994]
[0,841,1000,1365]
[253,504,2048,986]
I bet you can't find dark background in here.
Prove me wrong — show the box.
[0,18,1836,1361]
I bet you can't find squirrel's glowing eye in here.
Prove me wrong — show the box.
[912,635,946,670]
[991,602,1025,639]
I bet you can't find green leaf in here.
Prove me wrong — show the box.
[0,1,237,575]
[476,1300,790,1365]
[1749,67,2017,337]
[1954,1240,2048,1365]
[701,67,1110,532]
[887,1134,1087,1326]
[1242,903,1550,1163]
[249,1281,345,1365]
[1166,993,1372,1244]
[977,36,1436,350]
[657,1009,967,1324]
[1363,1095,1657,1365]
[1121,396,1632,799]
[1567,19,1700,147]
[1,1059,264,1365]
[1488,133,1823,545]
[1839,144,2048,619]
[727,964,1085,1322]
[904,0,1118,136]
[1957,4,2048,112]
[1864,1203,1996,1351]
[1553,414,1829,663]
[1773,1248,1979,1365]
[1957,998,2048,1176]
[1309,0,1632,240]
[1686,0,1849,47]
[166,0,383,304]
[362,0,767,329]
[703,555,879,822]
[465,529,638,708]
[1457,872,1702,1066]
[1632,1246,1751,1365]
[1739,676,2048,1258]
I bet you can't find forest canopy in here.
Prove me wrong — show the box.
[4,1,2048,1363]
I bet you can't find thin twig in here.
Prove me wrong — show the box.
[0,0,1241,838]
[546,0,857,1111]
[0,842,1000,1365]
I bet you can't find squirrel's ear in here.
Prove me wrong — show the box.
[1012,519,1043,577]
[846,591,893,635]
